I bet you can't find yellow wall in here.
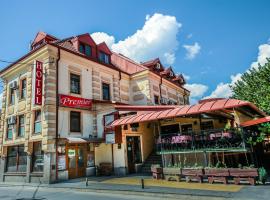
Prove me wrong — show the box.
[95,143,113,165]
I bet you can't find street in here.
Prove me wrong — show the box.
[0,185,225,200]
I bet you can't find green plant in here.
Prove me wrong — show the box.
[215,161,226,168]
[258,167,268,184]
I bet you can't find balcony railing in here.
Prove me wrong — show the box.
[156,128,250,154]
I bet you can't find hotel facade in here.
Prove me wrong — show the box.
[0,32,190,183]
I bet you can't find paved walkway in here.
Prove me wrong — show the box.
[0,175,269,199]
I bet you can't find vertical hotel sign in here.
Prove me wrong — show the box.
[35,60,43,105]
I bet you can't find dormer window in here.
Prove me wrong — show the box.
[79,43,92,57]
[170,71,174,77]
[99,52,110,64]
[156,63,161,70]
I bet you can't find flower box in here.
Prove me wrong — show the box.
[229,168,258,185]
[163,167,181,182]
[205,168,229,184]
[182,168,204,183]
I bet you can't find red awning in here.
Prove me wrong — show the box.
[241,116,270,127]
[110,98,265,127]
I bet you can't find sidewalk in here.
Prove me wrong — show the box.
[0,175,269,199]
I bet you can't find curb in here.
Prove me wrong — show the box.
[0,182,233,199]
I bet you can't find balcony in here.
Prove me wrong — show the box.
[156,128,250,154]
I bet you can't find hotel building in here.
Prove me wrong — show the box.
[0,32,189,183]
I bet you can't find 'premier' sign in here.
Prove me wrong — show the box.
[35,61,43,105]
[59,94,92,109]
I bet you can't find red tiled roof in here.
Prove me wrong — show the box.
[111,53,147,75]
[110,98,265,127]
[241,116,270,127]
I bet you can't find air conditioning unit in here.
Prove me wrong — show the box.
[9,81,18,89]
[8,116,16,125]
[160,97,168,105]
[156,63,161,69]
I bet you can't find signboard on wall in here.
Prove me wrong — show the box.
[59,94,92,109]
[34,60,43,105]
[58,155,66,170]
[105,132,115,144]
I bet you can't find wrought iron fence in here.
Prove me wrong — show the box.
[156,128,250,153]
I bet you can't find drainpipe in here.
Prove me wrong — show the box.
[55,47,60,181]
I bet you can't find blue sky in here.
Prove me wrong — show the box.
[1,0,270,103]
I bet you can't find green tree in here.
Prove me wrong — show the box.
[231,58,270,114]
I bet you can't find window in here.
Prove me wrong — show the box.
[201,121,214,131]
[85,45,92,57]
[130,123,139,131]
[181,124,193,134]
[20,79,26,99]
[160,124,180,135]
[70,111,81,132]
[18,115,25,137]
[6,145,27,172]
[79,43,91,57]
[34,110,42,134]
[9,88,15,105]
[32,142,44,172]
[70,73,80,94]
[7,122,13,139]
[102,83,110,101]
[99,52,109,64]
[154,95,160,105]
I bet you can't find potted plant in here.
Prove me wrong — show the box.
[204,161,229,184]
[163,163,182,182]
[182,163,204,183]
[258,167,268,185]
[151,164,163,179]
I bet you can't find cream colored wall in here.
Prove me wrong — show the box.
[113,144,126,168]
[95,143,113,165]
[58,108,93,138]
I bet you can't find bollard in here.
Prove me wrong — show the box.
[141,178,144,189]
[86,177,88,186]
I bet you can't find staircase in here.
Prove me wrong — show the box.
[141,151,162,174]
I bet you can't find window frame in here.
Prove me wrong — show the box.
[32,142,44,172]
[154,95,160,105]
[70,111,81,133]
[70,73,81,95]
[99,51,110,64]
[34,110,42,135]
[102,82,111,101]
[6,145,27,173]
[20,78,27,100]
[79,43,92,57]
[9,88,15,105]
[17,115,25,137]
[6,121,13,140]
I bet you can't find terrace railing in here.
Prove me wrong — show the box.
[156,128,250,154]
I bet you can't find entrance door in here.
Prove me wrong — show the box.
[126,136,142,173]
[68,144,86,179]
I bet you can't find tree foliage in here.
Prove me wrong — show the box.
[231,58,270,114]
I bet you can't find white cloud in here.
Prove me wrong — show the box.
[182,73,190,80]
[185,83,208,98]
[91,32,115,48]
[206,41,270,99]
[91,13,182,65]
[183,42,201,60]
[185,83,208,104]
[250,43,270,69]
[187,33,193,39]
